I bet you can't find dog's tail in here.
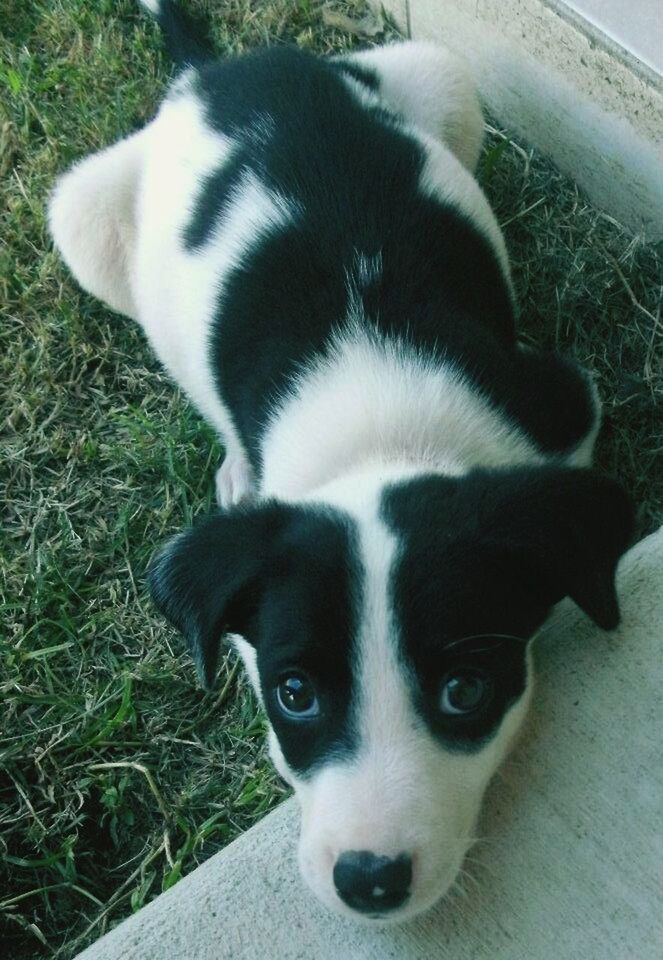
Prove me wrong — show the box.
[139,1,214,69]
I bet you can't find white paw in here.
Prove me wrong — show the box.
[214,453,255,510]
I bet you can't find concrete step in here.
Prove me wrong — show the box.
[378,0,663,239]
[564,0,663,77]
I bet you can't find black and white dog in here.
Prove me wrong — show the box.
[50,0,633,923]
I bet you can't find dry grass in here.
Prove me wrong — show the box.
[1,2,661,958]
[479,128,663,534]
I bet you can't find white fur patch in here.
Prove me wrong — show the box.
[48,129,146,318]
[340,41,485,173]
[352,250,383,290]
[338,72,383,112]
[230,635,261,700]
[260,323,544,501]
[564,373,602,467]
[215,452,255,509]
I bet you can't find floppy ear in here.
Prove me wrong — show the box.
[48,129,146,319]
[148,506,286,688]
[478,468,635,629]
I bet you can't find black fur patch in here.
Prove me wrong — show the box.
[382,467,634,748]
[183,147,250,251]
[148,501,362,775]
[179,46,595,476]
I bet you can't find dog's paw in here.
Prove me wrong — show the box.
[215,453,255,510]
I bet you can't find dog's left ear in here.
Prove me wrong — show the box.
[148,505,287,688]
[478,467,635,629]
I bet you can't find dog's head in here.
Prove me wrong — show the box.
[149,465,632,921]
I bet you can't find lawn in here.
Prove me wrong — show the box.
[1,1,661,958]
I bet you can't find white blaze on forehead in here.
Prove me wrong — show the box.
[332,476,481,851]
[300,469,470,844]
[268,466,535,918]
[353,493,417,787]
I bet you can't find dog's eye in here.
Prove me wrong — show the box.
[276,674,320,718]
[439,670,491,715]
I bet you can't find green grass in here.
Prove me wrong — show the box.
[1,2,661,958]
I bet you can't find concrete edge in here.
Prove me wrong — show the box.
[374,0,663,240]
[544,0,663,93]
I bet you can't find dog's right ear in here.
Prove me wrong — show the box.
[148,506,287,689]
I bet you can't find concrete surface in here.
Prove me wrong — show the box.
[565,0,663,76]
[75,524,663,960]
[377,0,663,239]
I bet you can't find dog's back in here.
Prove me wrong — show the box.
[50,6,598,502]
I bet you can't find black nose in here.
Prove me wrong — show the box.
[333,851,412,914]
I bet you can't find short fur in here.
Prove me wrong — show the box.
[49,0,633,922]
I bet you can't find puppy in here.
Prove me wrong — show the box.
[49,0,634,923]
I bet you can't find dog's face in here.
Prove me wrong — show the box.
[150,465,632,921]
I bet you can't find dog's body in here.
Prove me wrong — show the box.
[50,0,633,923]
